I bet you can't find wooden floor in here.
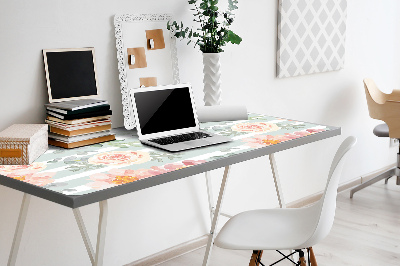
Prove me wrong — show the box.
[160,178,400,266]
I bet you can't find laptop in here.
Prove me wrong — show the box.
[130,84,231,152]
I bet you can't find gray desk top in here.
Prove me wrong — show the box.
[0,114,340,208]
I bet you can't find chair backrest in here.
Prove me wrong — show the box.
[364,78,387,120]
[364,78,400,105]
[363,78,400,138]
[302,136,356,248]
[364,78,380,120]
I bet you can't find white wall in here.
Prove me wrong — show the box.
[1,0,400,265]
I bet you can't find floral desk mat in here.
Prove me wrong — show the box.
[0,114,329,196]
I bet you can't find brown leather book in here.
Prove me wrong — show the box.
[46,115,111,125]
[49,124,112,137]
[48,135,115,149]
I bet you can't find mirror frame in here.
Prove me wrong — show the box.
[114,13,180,129]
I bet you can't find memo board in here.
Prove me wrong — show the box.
[114,14,180,130]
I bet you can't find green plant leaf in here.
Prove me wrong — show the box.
[200,2,208,9]
[210,5,218,11]
[166,0,241,52]
[228,0,238,11]
[227,30,242,44]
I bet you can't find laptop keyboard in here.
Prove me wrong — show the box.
[149,132,211,145]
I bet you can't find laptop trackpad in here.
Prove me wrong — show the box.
[184,139,212,147]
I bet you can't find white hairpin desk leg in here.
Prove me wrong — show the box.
[8,193,31,266]
[95,200,108,266]
[202,166,231,266]
[73,208,95,265]
[269,153,286,208]
[205,171,214,222]
[74,200,108,266]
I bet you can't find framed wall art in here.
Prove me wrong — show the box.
[276,0,347,78]
[114,13,180,129]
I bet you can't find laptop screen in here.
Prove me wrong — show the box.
[134,86,196,135]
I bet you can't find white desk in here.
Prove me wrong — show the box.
[0,113,340,265]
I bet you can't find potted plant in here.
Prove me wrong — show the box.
[167,0,242,106]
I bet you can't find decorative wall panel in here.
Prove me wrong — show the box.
[277,0,347,78]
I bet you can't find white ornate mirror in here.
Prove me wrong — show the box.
[114,14,180,129]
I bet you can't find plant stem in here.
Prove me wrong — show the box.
[195,2,207,52]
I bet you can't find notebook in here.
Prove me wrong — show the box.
[48,130,113,143]
[44,99,109,112]
[46,109,112,120]
[130,84,231,152]
[46,115,111,125]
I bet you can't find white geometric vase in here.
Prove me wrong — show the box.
[202,53,222,106]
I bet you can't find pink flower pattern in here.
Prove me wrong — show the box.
[7,171,56,186]
[0,162,47,176]
[0,162,55,187]
[242,128,326,148]
[88,151,151,166]
[232,122,280,133]
[0,115,328,194]
[87,160,207,190]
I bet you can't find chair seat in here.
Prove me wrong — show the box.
[213,137,356,266]
[214,203,320,251]
[373,123,389,137]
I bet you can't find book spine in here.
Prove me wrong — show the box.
[46,105,110,115]
[48,135,115,149]
[49,110,112,120]
[49,130,111,143]
[45,100,108,111]
[47,107,68,114]
[49,124,112,137]
[47,121,111,130]
[46,115,111,124]
[47,111,64,119]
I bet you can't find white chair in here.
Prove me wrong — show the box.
[214,136,357,266]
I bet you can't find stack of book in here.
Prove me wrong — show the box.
[45,99,115,148]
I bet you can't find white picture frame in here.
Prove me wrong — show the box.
[43,47,100,103]
[114,13,180,130]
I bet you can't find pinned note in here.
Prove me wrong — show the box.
[127,47,147,69]
[140,77,157,87]
[146,29,165,50]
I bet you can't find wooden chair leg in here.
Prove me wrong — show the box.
[308,247,318,266]
[249,250,263,266]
